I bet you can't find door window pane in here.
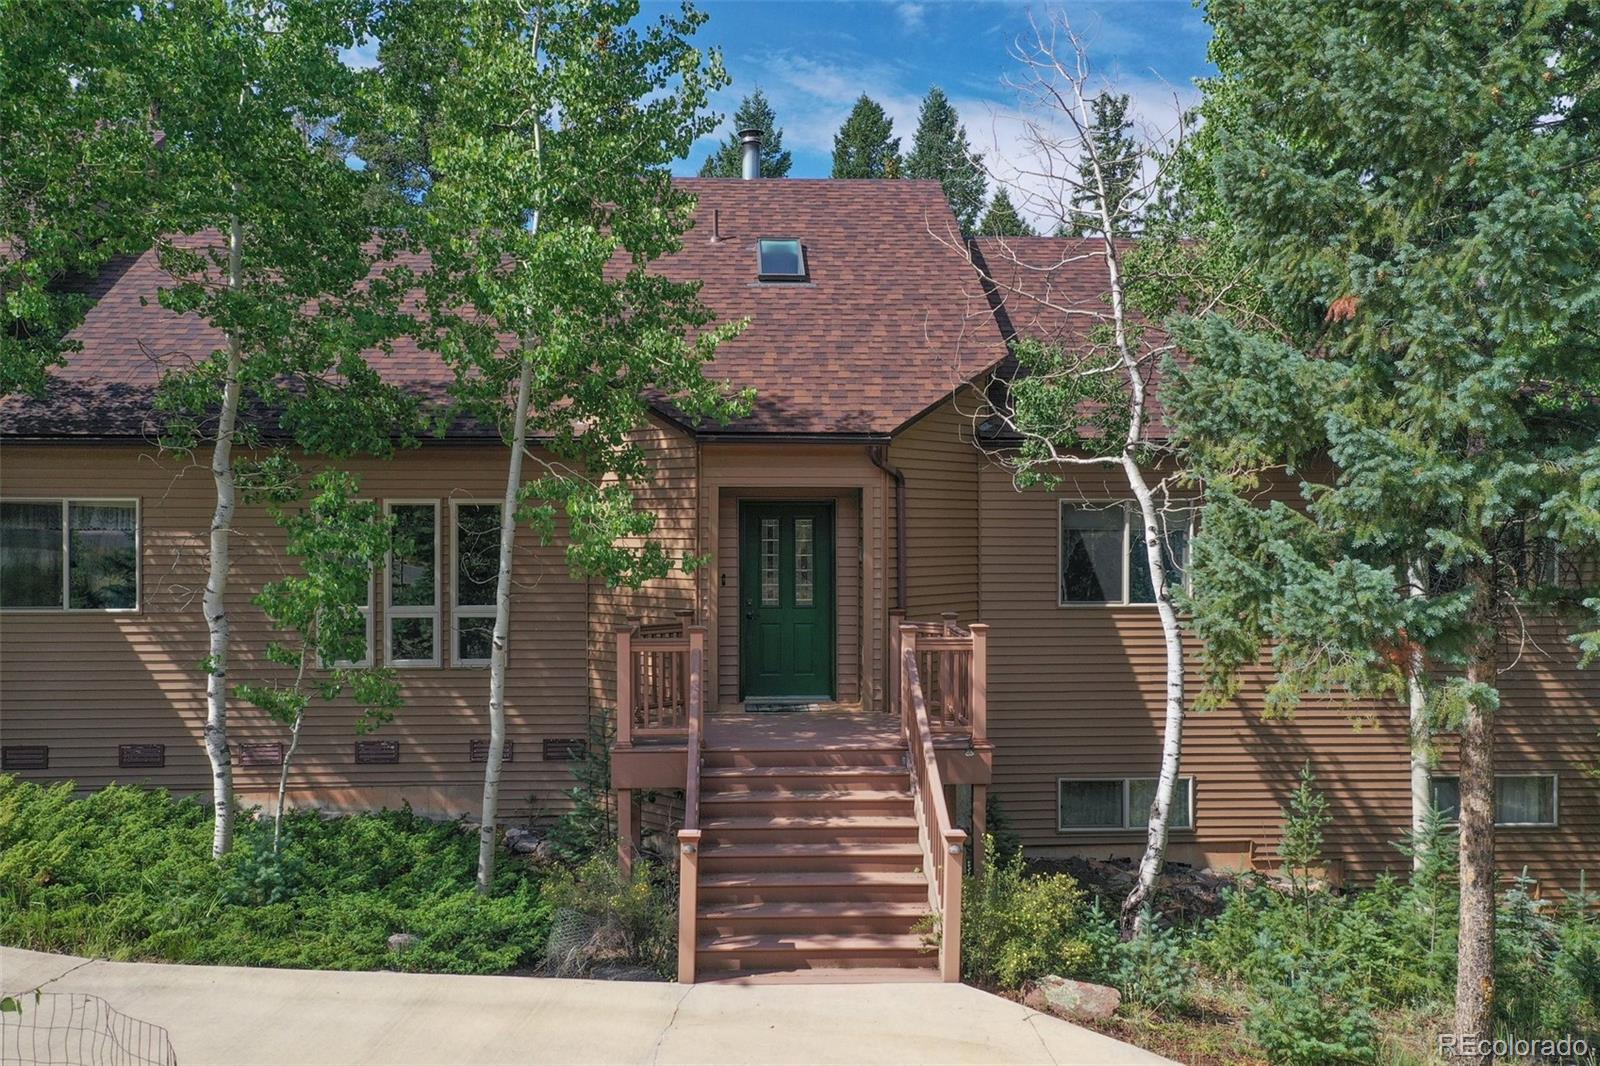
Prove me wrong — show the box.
[760,518,780,606]
[1060,780,1124,829]
[1129,778,1192,830]
[68,502,137,609]
[794,518,814,607]
[389,505,436,607]
[1060,506,1125,603]
[1,502,65,608]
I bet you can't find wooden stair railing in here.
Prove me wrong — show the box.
[616,612,698,744]
[676,625,706,983]
[899,623,967,982]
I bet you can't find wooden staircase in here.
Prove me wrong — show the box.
[615,613,985,984]
[690,744,937,979]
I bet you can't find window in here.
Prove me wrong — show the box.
[452,501,501,666]
[0,499,138,611]
[1430,774,1557,827]
[1059,501,1191,606]
[1060,777,1194,832]
[757,238,807,281]
[385,501,439,666]
[327,569,374,669]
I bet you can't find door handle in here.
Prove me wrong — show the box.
[745,611,754,620]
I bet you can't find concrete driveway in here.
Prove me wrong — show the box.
[2,947,1172,1065]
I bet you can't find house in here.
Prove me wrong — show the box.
[2,167,1595,982]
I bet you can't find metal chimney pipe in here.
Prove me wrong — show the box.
[738,127,763,180]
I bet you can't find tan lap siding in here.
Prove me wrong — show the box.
[1432,618,1600,894]
[716,488,861,706]
[977,461,1416,881]
[889,394,981,620]
[586,416,701,717]
[1,443,588,819]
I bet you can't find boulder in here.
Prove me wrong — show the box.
[1023,975,1121,1022]
[503,825,544,855]
[387,932,419,954]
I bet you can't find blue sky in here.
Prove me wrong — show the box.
[653,1,1215,178]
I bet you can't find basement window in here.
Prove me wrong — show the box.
[757,239,807,281]
[1059,777,1194,832]
[1430,774,1557,827]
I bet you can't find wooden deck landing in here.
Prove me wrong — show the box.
[705,704,900,750]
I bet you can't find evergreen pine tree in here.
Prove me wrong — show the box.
[697,89,791,177]
[975,188,1037,237]
[904,87,986,231]
[1170,1,1600,1050]
[830,95,901,179]
[1061,92,1139,236]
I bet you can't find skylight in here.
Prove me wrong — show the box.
[757,239,807,281]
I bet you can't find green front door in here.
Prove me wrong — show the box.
[740,501,835,700]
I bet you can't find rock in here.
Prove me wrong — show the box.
[387,932,419,954]
[1023,976,1121,1022]
[503,825,544,855]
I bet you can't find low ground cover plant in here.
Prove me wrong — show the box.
[0,776,550,974]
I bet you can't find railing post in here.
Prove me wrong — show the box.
[969,623,988,744]
[677,829,701,983]
[688,625,705,718]
[899,624,918,736]
[941,830,965,982]
[888,609,905,715]
[941,610,959,635]
[615,625,635,747]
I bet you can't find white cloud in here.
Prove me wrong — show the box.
[895,3,927,32]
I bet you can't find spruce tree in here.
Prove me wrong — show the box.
[905,87,986,231]
[1061,92,1139,237]
[975,188,1037,237]
[830,94,900,179]
[698,89,791,177]
[1170,2,1600,1053]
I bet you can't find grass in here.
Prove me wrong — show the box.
[0,775,551,974]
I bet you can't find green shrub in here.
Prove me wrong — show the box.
[541,854,676,977]
[542,713,617,865]
[961,839,1094,990]
[1111,917,1194,1013]
[1244,960,1378,1066]
[0,775,550,974]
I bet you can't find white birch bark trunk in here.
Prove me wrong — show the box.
[1407,561,1431,866]
[1080,149,1187,938]
[1118,456,1187,937]
[204,211,244,858]
[475,352,535,894]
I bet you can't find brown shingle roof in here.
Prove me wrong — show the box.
[3,180,1008,440]
[968,235,1174,440]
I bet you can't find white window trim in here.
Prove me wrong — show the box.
[1057,775,1196,833]
[450,498,501,668]
[0,497,141,613]
[1057,499,1194,608]
[1432,773,1559,828]
[384,500,440,668]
